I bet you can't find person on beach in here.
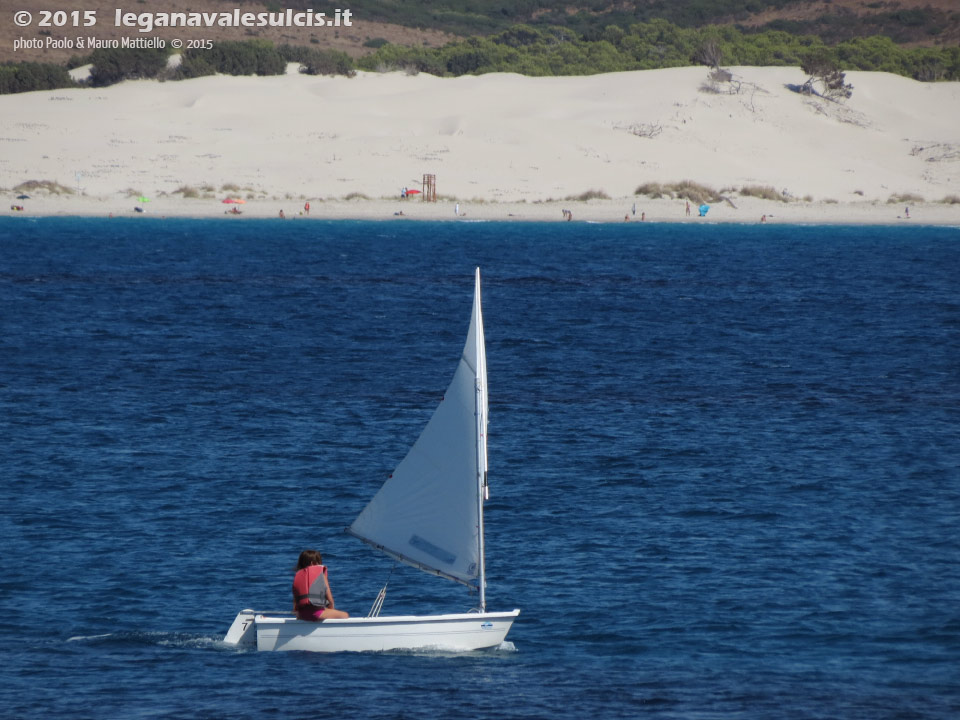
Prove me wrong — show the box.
[685,201,691,216]
[304,201,310,215]
[292,550,349,621]
[279,209,285,219]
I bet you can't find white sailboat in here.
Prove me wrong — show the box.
[224,268,519,652]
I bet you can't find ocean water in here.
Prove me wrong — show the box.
[1,217,958,719]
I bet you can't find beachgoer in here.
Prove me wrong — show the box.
[279,209,285,219]
[761,214,767,223]
[632,203,636,216]
[624,214,630,222]
[304,201,310,215]
[641,211,646,222]
[292,550,349,621]
[685,201,691,216]
[905,207,910,218]
[401,188,408,199]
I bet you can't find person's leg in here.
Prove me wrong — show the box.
[320,608,349,620]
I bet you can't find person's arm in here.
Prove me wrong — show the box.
[325,575,335,609]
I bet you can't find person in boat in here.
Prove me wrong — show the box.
[292,550,349,621]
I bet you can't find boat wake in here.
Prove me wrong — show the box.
[66,630,226,651]
[367,639,518,657]
[66,632,114,642]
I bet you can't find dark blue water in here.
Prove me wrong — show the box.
[2,217,958,718]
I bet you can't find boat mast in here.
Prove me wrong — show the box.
[474,268,487,613]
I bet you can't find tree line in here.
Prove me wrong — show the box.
[0,42,355,94]
[2,21,958,94]
[284,0,958,45]
[358,22,960,80]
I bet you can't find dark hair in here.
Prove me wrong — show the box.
[295,549,323,570]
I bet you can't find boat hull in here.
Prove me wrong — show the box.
[224,609,519,652]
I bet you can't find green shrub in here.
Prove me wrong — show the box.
[634,180,722,204]
[174,185,202,198]
[88,48,168,87]
[740,185,789,202]
[565,189,610,201]
[634,182,666,198]
[177,41,285,79]
[887,192,924,204]
[0,62,76,94]
[14,180,74,194]
[280,44,356,76]
[670,181,722,204]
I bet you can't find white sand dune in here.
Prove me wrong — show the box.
[2,66,959,223]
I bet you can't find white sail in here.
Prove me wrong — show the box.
[347,269,488,589]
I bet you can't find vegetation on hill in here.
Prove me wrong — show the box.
[358,22,960,80]
[0,62,74,94]
[286,0,960,46]
[277,46,357,77]
[2,17,957,94]
[173,41,355,79]
[176,40,287,79]
[87,48,169,87]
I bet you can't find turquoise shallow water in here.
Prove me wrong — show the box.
[1,217,958,718]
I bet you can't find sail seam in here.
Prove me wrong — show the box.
[345,528,479,589]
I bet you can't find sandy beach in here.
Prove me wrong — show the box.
[2,65,959,224]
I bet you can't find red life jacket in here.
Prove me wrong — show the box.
[292,565,328,609]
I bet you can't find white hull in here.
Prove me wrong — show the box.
[224,609,519,653]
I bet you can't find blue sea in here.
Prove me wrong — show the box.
[1,217,958,719]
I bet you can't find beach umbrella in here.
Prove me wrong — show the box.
[699,204,710,216]
[17,194,30,199]
[406,189,421,195]
[222,198,237,204]
[138,196,150,203]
